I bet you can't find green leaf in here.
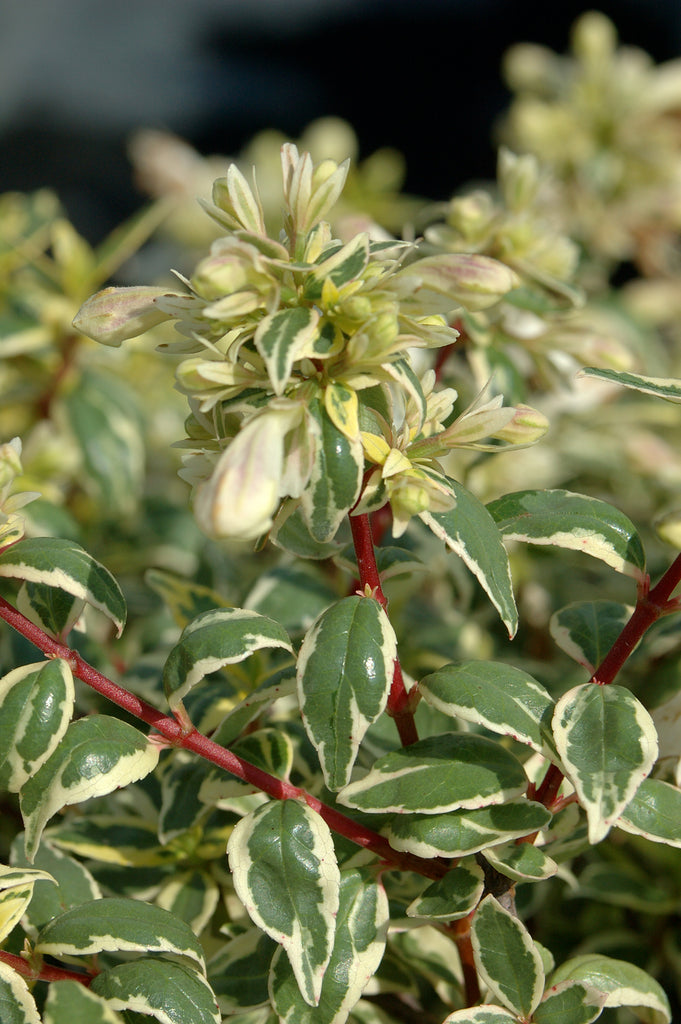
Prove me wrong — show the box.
[387,800,552,858]
[269,868,389,1024]
[438,1009,517,1023]
[0,962,41,1024]
[579,366,681,404]
[483,841,558,882]
[211,670,297,748]
[0,538,126,636]
[487,489,646,582]
[576,862,677,913]
[158,753,213,842]
[406,861,484,921]
[9,837,102,933]
[419,660,553,755]
[20,716,160,861]
[532,981,604,1024]
[44,980,126,1024]
[297,596,397,790]
[17,581,85,640]
[617,777,681,848]
[0,659,74,792]
[208,929,277,1014]
[550,954,671,1023]
[156,868,219,936]
[63,370,145,516]
[303,234,370,300]
[162,607,293,713]
[36,896,205,969]
[45,815,175,867]
[254,307,320,396]
[338,733,527,814]
[227,799,340,1006]
[0,864,57,943]
[244,565,336,636]
[145,569,231,630]
[90,959,221,1024]
[549,601,632,672]
[421,480,518,638]
[552,683,658,843]
[301,401,363,543]
[270,503,343,560]
[471,895,544,1017]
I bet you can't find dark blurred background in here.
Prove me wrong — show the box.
[2,0,681,241]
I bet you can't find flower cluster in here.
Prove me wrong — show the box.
[75,145,545,543]
[502,11,681,268]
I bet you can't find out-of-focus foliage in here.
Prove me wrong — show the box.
[0,12,681,1024]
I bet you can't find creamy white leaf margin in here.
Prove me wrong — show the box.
[227,799,340,1007]
[552,683,658,844]
[471,895,544,1018]
[0,865,57,943]
[20,716,160,861]
[0,961,41,1024]
[0,660,74,792]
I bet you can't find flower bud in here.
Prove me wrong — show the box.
[407,254,520,312]
[73,287,173,346]
[493,404,549,445]
[194,414,286,540]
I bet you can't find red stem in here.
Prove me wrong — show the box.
[525,552,681,824]
[0,595,443,881]
[348,513,419,745]
[0,950,93,986]
[446,915,481,1006]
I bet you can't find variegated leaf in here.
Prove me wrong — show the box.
[20,716,160,861]
[162,607,293,713]
[387,800,552,858]
[324,382,360,442]
[617,777,681,848]
[45,815,175,868]
[338,733,527,814]
[0,538,126,636]
[384,359,426,433]
[552,683,658,843]
[227,799,340,1007]
[406,860,484,921]
[301,401,363,543]
[579,366,681,404]
[17,582,85,640]
[471,895,544,1018]
[532,981,605,1024]
[421,480,517,637]
[441,1009,518,1024]
[63,369,145,516]
[145,568,231,629]
[9,837,102,933]
[43,980,125,1024]
[269,868,389,1024]
[297,596,397,790]
[550,953,671,1023]
[303,234,369,300]
[254,307,320,396]
[549,601,632,673]
[208,929,277,1014]
[487,489,646,582]
[156,868,220,936]
[483,841,558,882]
[0,961,41,1024]
[0,864,57,943]
[419,660,553,755]
[36,896,205,970]
[0,659,74,792]
[90,958,221,1024]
